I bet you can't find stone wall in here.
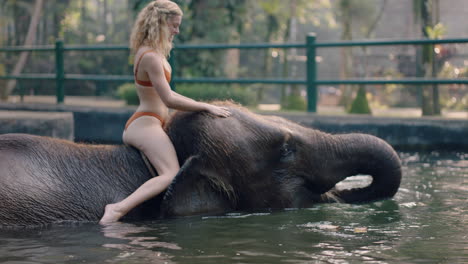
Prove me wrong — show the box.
[0,110,74,140]
[0,103,466,151]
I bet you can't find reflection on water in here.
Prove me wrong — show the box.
[0,151,466,263]
[101,223,180,263]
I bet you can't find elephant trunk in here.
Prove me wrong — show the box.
[320,133,402,203]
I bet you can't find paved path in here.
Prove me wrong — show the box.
[6,95,468,119]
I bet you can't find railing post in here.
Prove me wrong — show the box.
[306,33,317,112]
[55,40,65,104]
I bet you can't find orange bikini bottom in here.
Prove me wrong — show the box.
[125,111,165,130]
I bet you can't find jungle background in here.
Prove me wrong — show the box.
[1,0,467,115]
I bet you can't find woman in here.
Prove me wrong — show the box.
[100,0,231,224]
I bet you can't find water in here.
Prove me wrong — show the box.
[0,151,466,264]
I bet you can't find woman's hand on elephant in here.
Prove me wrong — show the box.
[205,104,231,118]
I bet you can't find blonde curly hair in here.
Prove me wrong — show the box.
[130,0,183,57]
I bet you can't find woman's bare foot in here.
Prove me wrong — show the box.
[99,204,125,225]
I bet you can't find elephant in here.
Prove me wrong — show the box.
[0,101,402,227]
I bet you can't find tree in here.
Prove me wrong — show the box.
[334,0,387,114]
[252,0,334,108]
[334,0,354,109]
[1,0,78,99]
[4,0,44,100]
[163,0,248,78]
[413,0,442,115]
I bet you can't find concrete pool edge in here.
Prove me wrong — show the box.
[0,110,74,140]
[0,102,466,151]
[263,111,467,151]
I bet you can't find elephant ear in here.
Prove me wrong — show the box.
[160,155,234,217]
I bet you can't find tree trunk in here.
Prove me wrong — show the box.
[103,0,108,38]
[421,0,434,116]
[4,0,44,100]
[225,35,240,79]
[432,0,441,115]
[415,0,441,116]
[348,0,386,115]
[288,0,299,97]
[258,14,276,103]
[338,0,354,108]
[281,0,301,109]
[281,18,291,106]
[81,0,87,43]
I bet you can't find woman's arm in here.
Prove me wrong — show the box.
[169,90,208,110]
[144,54,229,116]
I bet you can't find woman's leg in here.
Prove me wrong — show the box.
[100,117,179,224]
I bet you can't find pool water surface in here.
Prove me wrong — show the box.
[0,151,466,263]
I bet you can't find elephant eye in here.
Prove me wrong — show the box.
[280,143,294,161]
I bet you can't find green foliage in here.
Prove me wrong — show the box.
[425,23,446,39]
[437,63,468,111]
[117,83,139,105]
[348,86,372,114]
[173,0,248,79]
[281,95,307,111]
[177,84,257,106]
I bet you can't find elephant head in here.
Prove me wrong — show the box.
[160,102,402,216]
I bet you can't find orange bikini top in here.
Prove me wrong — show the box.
[134,50,171,86]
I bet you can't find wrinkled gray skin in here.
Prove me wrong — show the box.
[0,102,401,227]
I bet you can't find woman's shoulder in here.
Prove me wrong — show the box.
[136,48,164,67]
[136,46,162,58]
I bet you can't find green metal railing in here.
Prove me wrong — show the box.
[1,33,468,112]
